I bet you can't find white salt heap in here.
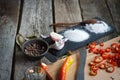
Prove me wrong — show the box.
[63,29,89,42]
[85,21,110,34]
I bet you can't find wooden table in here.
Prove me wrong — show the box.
[0,0,120,80]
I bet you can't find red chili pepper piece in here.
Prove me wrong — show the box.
[41,62,47,70]
[88,42,97,49]
[99,42,104,47]
[90,65,98,71]
[59,56,74,80]
[106,65,115,73]
[94,56,104,63]
[89,70,98,76]
[114,53,120,67]
[101,53,108,59]
[98,49,105,54]
[105,47,111,53]
[111,43,119,53]
[99,63,106,69]
[89,61,96,66]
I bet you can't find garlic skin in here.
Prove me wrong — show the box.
[50,38,68,50]
[50,32,63,41]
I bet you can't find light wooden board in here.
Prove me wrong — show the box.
[0,0,20,80]
[46,51,80,80]
[85,36,120,80]
[14,0,54,80]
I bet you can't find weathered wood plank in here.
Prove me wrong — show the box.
[79,0,112,22]
[19,0,53,37]
[106,0,120,33]
[54,0,82,32]
[14,0,53,80]
[54,0,82,80]
[0,0,20,80]
[79,0,117,42]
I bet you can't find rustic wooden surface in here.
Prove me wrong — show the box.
[0,0,20,80]
[0,0,120,80]
[14,0,53,80]
[106,0,120,33]
[79,0,115,42]
[54,0,82,32]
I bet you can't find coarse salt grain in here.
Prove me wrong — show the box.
[85,21,110,34]
[63,29,89,42]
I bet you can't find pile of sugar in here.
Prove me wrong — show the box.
[63,29,90,42]
[85,21,111,34]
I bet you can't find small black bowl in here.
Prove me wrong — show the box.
[22,39,49,60]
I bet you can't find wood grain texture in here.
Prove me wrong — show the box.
[79,0,112,22]
[0,0,20,80]
[106,0,120,33]
[14,0,53,80]
[54,0,82,80]
[19,0,53,37]
[54,0,82,32]
[79,0,117,42]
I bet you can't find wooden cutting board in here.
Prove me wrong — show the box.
[46,51,80,80]
[85,36,120,80]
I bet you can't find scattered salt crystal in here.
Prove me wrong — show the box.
[63,29,89,42]
[85,21,110,34]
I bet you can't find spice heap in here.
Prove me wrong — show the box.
[85,21,111,34]
[63,29,90,42]
[24,43,46,56]
[87,41,120,76]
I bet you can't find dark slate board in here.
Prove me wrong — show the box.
[44,17,116,57]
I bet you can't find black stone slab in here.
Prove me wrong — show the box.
[44,17,116,58]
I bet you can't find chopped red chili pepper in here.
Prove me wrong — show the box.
[90,65,98,71]
[107,59,113,64]
[101,53,108,59]
[111,43,118,48]
[99,42,104,47]
[88,42,97,49]
[98,49,105,54]
[111,43,119,53]
[105,47,111,53]
[94,56,104,63]
[41,62,47,70]
[89,44,96,49]
[114,53,120,67]
[89,70,98,76]
[106,65,115,73]
[99,63,106,69]
[89,61,96,66]
[88,41,120,76]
